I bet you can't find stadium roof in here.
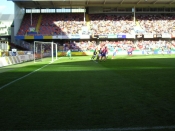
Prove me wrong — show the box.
[11,0,175,8]
[0,14,14,21]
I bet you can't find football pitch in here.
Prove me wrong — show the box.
[0,55,175,131]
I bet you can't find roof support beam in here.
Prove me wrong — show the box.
[51,1,55,8]
[120,0,125,4]
[103,0,106,5]
[153,0,159,4]
[137,0,142,4]
[34,1,40,8]
[169,0,175,4]
[86,0,89,5]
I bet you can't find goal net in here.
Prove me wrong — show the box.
[33,41,58,62]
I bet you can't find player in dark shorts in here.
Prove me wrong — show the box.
[91,48,97,60]
[127,46,133,56]
[101,46,108,60]
[96,48,102,61]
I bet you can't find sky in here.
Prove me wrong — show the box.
[0,0,14,14]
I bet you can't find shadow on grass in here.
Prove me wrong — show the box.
[0,56,175,130]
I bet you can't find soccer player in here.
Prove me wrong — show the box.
[127,46,133,56]
[96,47,102,61]
[66,49,72,59]
[112,46,118,59]
[91,48,97,60]
[167,47,171,55]
[101,46,108,61]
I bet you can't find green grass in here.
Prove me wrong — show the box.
[0,55,175,130]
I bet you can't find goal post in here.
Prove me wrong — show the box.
[33,41,58,63]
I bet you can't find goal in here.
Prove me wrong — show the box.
[33,41,58,62]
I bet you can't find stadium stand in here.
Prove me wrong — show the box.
[3,0,175,56]
[136,14,175,34]
[39,13,84,35]
[16,13,175,37]
[89,14,134,35]
[17,13,40,35]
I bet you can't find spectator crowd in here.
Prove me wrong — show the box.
[137,14,175,34]
[16,13,175,55]
[17,13,175,36]
[59,40,175,54]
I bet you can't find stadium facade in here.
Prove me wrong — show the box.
[0,13,14,54]
[0,14,14,36]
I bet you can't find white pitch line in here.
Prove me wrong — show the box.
[55,125,175,131]
[0,59,59,90]
[92,59,98,63]
[31,125,175,131]
[91,125,175,131]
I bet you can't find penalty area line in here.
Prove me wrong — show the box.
[0,59,60,91]
[98,125,175,131]
[31,125,175,131]
[59,125,175,131]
